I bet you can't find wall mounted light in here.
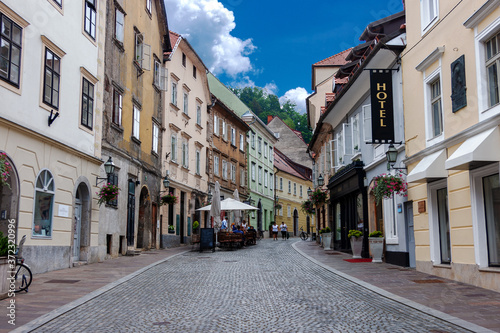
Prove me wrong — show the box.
[95,157,115,186]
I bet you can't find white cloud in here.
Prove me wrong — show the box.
[165,0,256,77]
[279,87,309,114]
[229,76,255,89]
[264,82,278,96]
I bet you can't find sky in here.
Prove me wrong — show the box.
[164,0,404,114]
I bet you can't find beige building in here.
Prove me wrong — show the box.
[162,31,211,246]
[403,0,500,291]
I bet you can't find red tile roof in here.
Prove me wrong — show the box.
[274,149,310,181]
[164,31,181,58]
[313,48,352,66]
[325,93,335,102]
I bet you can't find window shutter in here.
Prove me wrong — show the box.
[326,141,331,169]
[329,140,335,169]
[160,67,168,91]
[363,104,372,143]
[142,43,151,71]
[343,123,352,158]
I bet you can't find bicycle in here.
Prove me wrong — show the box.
[256,230,264,241]
[299,227,309,241]
[11,235,32,293]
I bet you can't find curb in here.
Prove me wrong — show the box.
[11,250,189,333]
[292,242,495,333]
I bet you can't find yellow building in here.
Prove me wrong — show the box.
[403,0,500,291]
[274,149,313,236]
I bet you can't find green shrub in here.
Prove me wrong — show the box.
[193,221,199,230]
[348,230,363,239]
[369,231,383,238]
[0,232,9,257]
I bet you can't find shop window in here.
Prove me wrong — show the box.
[32,169,55,237]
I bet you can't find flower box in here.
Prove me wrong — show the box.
[372,173,407,204]
[97,183,120,206]
[160,193,178,206]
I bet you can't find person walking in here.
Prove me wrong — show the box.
[272,222,279,241]
[280,222,288,240]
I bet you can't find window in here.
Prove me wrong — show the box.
[0,14,22,87]
[231,164,236,183]
[352,113,360,152]
[429,181,451,265]
[269,147,273,162]
[288,180,291,193]
[32,169,55,237]
[146,0,152,13]
[258,166,262,184]
[264,142,268,158]
[115,9,124,43]
[214,114,219,135]
[483,173,500,266]
[193,65,196,79]
[171,80,178,106]
[251,162,256,181]
[222,160,227,179]
[251,132,255,149]
[53,0,62,7]
[112,89,122,125]
[132,105,140,139]
[300,185,303,197]
[81,78,94,129]
[195,149,200,175]
[280,177,283,191]
[287,205,291,218]
[84,0,97,40]
[107,172,118,207]
[239,134,244,151]
[264,170,268,187]
[421,0,438,32]
[270,173,273,190]
[171,135,177,162]
[214,156,220,176]
[430,78,443,138]
[182,53,186,67]
[196,104,201,125]
[152,122,159,154]
[231,127,236,146]
[43,48,61,109]
[222,119,227,140]
[486,32,500,107]
[293,183,296,195]
[134,30,150,70]
[258,137,262,154]
[240,168,245,186]
[154,60,161,88]
[183,91,189,115]
[182,140,189,168]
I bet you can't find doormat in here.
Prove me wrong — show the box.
[412,279,445,284]
[343,258,372,263]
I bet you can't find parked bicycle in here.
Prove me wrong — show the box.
[299,227,309,241]
[256,230,265,241]
[12,235,32,293]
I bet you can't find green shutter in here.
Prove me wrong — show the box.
[176,214,180,235]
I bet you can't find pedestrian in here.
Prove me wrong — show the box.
[272,222,279,241]
[221,216,228,231]
[280,222,287,240]
[241,220,247,231]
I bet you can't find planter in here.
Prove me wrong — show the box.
[0,258,9,299]
[323,234,332,251]
[350,236,363,259]
[369,237,384,263]
[168,229,175,234]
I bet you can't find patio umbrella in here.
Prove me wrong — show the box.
[197,198,258,211]
[210,181,221,229]
[233,189,241,225]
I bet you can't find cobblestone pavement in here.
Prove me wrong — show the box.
[30,240,472,333]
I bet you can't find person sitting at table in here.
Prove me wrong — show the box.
[241,220,248,231]
[233,225,245,246]
[232,223,237,232]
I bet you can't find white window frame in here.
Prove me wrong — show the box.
[420,0,439,35]
[196,103,202,126]
[428,179,450,265]
[183,90,189,115]
[258,137,262,154]
[352,113,360,152]
[423,68,444,147]
[264,142,268,158]
[171,134,177,162]
[115,8,124,43]
[240,168,245,187]
[32,169,55,238]
[288,180,291,193]
[269,147,273,162]
[239,134,244,151]
[214,114,219,136]
[231,127,236,146]
[171,80,178,106]
[293,183,296,195]
[231,163,236,183]
[112,89,122,125]
[251,132,255,149]
[133,105,140,139]
[251,162,256,181]
[264,170,268,187]
[287,205,291,218]
[222,119,227,140]
[146,0,152,13]
[222,160,228,180]
[362,104,372,143]
[214,156,220,176]
[300,185,303,197]
[258,166,262,184]
[195,149,201,175]
[152,122,159,154]
[182,140,189,168]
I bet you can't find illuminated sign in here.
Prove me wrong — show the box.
[370,69,395,143]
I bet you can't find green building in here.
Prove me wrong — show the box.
[207,73,277,232]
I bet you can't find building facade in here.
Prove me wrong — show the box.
[162,31,211,246]
[101,0,170,256]
[0,0,105,272]
[403,0,500,291]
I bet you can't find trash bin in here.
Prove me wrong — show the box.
[311,233,316,241]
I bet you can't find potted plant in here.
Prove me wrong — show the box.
[192,221,199,234]
[348,229,363,258]
[97,183,120,207]
[0,232,10,298]
[274,203,282,210]
[301,200,316,215]
[168,225,175,234]
[322,227,332,250]
[0,152,12,188]
[310,189,328,207]
[368,231,384,263]
[160,193,178,206]
[372,173,407,204]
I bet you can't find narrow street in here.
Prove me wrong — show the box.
[20,239,474,333]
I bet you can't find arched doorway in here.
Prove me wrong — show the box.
[73,181,91,262]
[293,209,299,236]
[137,186,151,249]
[257,200,262,231]
[0,152,19,238]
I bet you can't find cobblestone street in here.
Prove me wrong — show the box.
[24,239,473,333]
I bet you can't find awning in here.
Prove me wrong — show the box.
[407,149,447,183]
[445,126,500,170]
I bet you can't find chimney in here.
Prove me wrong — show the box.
[267,115,273,124]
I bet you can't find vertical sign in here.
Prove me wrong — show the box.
[370,70,395,143]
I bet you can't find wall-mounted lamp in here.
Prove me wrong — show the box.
[307,187,313,198]
[96,157,115,186]
[317,174,324,187]
[386,144,407,173]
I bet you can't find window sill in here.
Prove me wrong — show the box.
[182,112,190,120]
[111,123,124,133]
[133,60,142,72]
[230,144,237,149]
[181,166,189,171]
[478,267,500,273]
[105,203,118,209]
[433,263,452,269]
[170,103,180,111]
[152,83,160,94]
[194,173,202,179]
[113,38,125,52]
[151,150,159,158]
[169,160,179,166]
[195,123,203,130]
[31,235,52,240]
[131,136,141,145]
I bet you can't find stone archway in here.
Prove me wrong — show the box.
[0,152,19,239]
[137,186,151,249]
[73,180,91,262]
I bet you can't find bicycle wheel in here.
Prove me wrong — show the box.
[300,232,308,241]
[13,263,32,292]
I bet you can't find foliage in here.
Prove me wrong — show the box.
[230,86,312,144]
[310,189,328,206]
[97,183,120,207]
[372,173,407,204]
[0,232,8,256]
[193,221,199,230]
[348,230,363,239]
[301,200,315,215]
[160,193,178,206]
[319,227,331,234]
[274,203,282,210]
[0,152,12,188]
[369,231,383,238]
[168,225,175,231]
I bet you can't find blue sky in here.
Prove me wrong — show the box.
[164,0,404,113]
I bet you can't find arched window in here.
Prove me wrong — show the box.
[32,169,55,237]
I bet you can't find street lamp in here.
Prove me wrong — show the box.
[162,175,170,189]
[307,187,312,198]
[317,174,324,187]
[386,144,407,172]
[95,157,115,186]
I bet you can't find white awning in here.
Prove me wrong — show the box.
[407,149,448,183]
[445,126,500,170]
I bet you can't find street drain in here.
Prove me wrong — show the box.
[412,279,445,284]
[45,280,80,284]
[153,322,170,326]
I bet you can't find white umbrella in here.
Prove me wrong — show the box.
[197,198,258,211]
[233,189,241,224]
[210,181,221,229]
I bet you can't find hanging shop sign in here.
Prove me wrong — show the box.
[370,69,395,143]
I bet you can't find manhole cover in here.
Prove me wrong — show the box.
[45,280,80,284]
[153,322,170,326]
[412,279,445,284]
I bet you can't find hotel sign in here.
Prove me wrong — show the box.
[370,69,395,143]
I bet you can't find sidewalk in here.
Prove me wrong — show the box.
[294,240,500,333]
[0,246,189,333]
